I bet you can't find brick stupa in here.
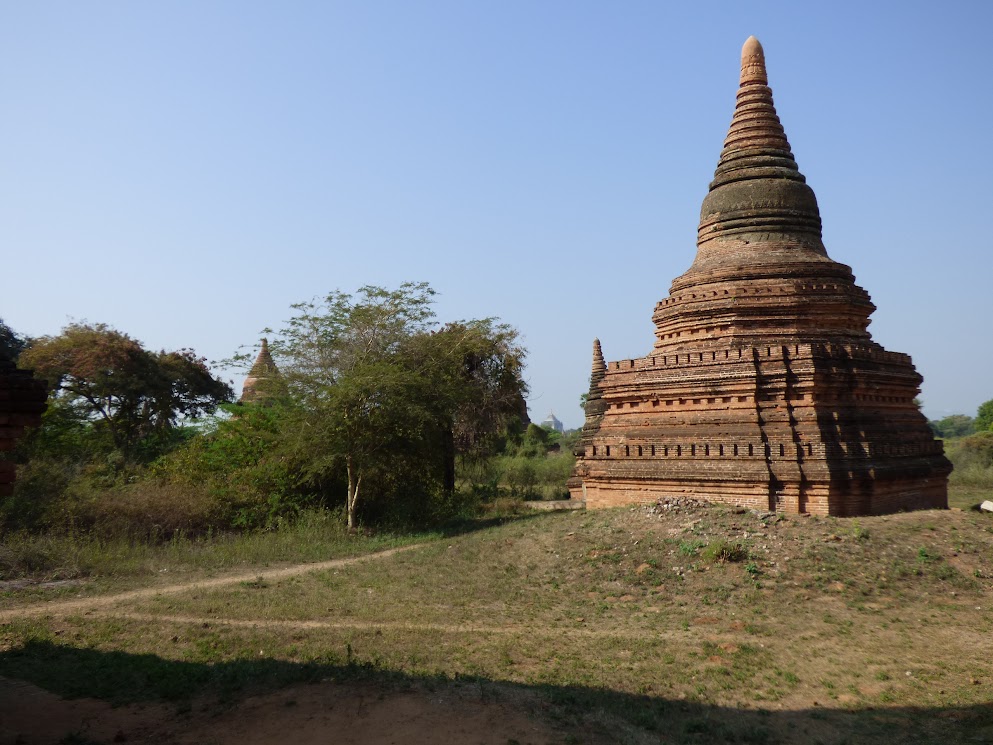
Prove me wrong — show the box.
[569,37,950,516]
[239,338,280,404]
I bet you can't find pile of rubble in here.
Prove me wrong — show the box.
[644,497,712,515]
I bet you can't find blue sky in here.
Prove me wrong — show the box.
[3,1,991,427]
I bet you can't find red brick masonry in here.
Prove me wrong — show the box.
[569,38,950,515]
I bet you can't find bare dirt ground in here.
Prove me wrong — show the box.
[0,675,590,745]
[1,543,600,745]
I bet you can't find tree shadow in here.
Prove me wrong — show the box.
[436,508,557,538]
[1,639,990,744]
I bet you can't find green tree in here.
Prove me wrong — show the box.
[407,319,528,494]
[20,323,232,459]
[928,414,975,439]
[268,283,528,528]
[270,284,440,528]
[975,399,993,433]
[148,398,318,528]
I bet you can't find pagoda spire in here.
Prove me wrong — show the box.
[717,36,792,162]
[240,338,280,403]
[693,36,825,256]
[248,337,277,377]
[659,36,875,345]
[590,338,606,385]
[572,338,609,458]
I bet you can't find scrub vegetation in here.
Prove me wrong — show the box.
[0,288,554,539]
[2,501,992,744]
[2,313,992,743]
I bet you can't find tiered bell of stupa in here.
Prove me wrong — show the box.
[652,37,875,352]
[699,36,824,255]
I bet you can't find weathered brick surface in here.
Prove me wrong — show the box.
[570,37,950,516]
[0,359,47,497]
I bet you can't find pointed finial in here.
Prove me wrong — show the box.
[592,338,605,371]
[687,35,824,255]
[591,338,606,384]
[740,35,767,86]
[579,338,608,436]
[260,337,269,351]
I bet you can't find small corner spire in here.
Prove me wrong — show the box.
[592,338,606,374]
[590,338,607,391]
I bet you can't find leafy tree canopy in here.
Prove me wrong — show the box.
[928,414,975,439]
[266,283,528,528]
[975,399,993,433]
[20,323,232,459]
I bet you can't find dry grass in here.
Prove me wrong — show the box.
[0,509,428,610]
[2,486,992,743]
[948,484,992,510]
[73,479,227,538]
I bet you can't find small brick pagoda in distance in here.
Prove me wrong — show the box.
[239,338,281,404]
[569,37,950,516]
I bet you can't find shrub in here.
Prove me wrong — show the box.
[1,458,80,531]
[146,404,327,530]
[67,480,226,540]
[703,540,749,563]
[486,452,574,501]
[946,432,993,488]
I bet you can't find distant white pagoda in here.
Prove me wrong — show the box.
[541,411,564,434]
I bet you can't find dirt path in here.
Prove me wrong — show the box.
[81,609,678,640]
[0,543,427,623]
[0,541,613,744]
[1,540,682,641]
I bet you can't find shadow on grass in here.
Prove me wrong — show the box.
[1,639,991,744]
[435,508,555,539]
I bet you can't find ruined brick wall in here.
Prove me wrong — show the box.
[0,360,48,497]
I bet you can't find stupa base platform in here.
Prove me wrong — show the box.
[571,477,948,516]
